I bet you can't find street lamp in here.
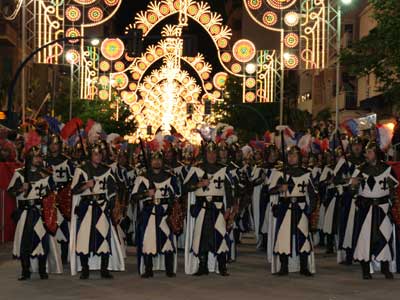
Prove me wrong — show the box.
[66,52,75,121]
[335,0,352,132]
[245,63,256,75]
[90,38,100,46]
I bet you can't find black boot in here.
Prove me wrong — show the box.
[381,261,394,280]
[141,255,154,278]
[361,261,372,280]
[319,231,325,246]
[233,229,241,244]
[38,256,48,280]
[18,256,31,281]
[194,254,209,276]
[218,254,229,276]
[277,255,288,276]
[61,242,69,265]
[101,255,113,279]
[344,249,353,265]
[80,256,90,280]
[165,252,176,277]
[300,254,313,277]
[261,234,268,251]
[326,235,334,254]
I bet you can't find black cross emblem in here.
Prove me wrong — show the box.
[55,166,68,179]
[35,183,47,197]
[98,178,107,191]
[297,181,307,193]
[379,178,388,191]
[214,177,224,190]
[160,185,169,197]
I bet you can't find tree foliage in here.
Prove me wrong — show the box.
[54,79,136,136]
[341,0,400,101]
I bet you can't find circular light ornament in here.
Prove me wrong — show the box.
[88,7,103,22]
[245,63,257,74]
[263,11,278,26]
[101,38,125,61]
[65,6,81,22]
[266,0,296,10]
[221,52,232,63]
[112,73,129,90]
[73,0,96,4]
[66,28,80,43]
[99,75,109,86]
[66,49,80,64]
[247,0,262,10]
[98,89,109,100]
[231,63,242,74]
[213,72,228,90]
[104,0,118,6]
[232,39,256,63]
[245,78,256,88]
[245,92,256,103]
[284,33,299,48]
[114,61,125,72]
[99,60,110,72]
[284,54,299,69]
[284,11,299,27]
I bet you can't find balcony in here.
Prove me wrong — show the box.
[0,21,18,47]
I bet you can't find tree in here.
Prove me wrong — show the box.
[54,79,136,136]
[214,76,279,142]
[341,0,400,102]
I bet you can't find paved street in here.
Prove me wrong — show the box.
[0,235,399,300]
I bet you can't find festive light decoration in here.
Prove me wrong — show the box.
[284,11,299,27]
[213,72,228,90]
[88,6,104,22]
[66,28,81,44]
[112,73,129,90]
[99,60,111,72]
[266,0,297,10]
[232,39,256,63]
[247,0,262,10]
[100,38,125,61]
[114,61,125,72]
[284,53,299,69]
[284,33,299,48]
[263,11,278,26]
[66,49,80,64]
[66,6,81,22]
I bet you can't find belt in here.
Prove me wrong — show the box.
[197,196,224,203]
[144,198,169,206]
[81,194,107,204]
[358,196,389,206]
[279,196,306,205]
[19,199,42,207]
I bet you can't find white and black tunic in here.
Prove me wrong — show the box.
[352,162,398,264]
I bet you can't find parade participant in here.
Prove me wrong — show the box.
[8,134,62,280]
[249,141,266,250]
[272,146,317,276]
[174,143,198,250]
[259,144,280,252]
[110,148,131,257]
[351,141,398,280]
[335,136,364,265]
[184,141,233,276]
[320,149,339,254]
[45,134,74,265]
[234,145,254,239]
[131,142,180,278]
[69,141,125,279]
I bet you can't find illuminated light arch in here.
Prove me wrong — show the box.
[131,68,206,143]
[127,0,254,78]
[243,0,328,70]
[111,39,218,104]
